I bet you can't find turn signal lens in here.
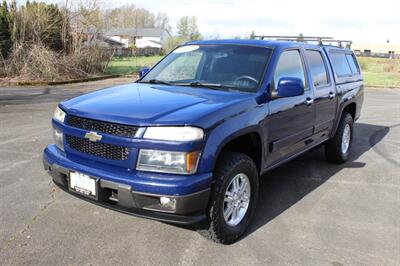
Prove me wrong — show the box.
[186,151,200,173]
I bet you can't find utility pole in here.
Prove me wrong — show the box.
[135,10,138,72]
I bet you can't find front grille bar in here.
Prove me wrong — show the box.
[66,135,129,160]
[66,115,138,138]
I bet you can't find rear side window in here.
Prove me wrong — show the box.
[345,54,360,74]
[329,52,352,77]
[274,50,307,89]
[305,50,329,87]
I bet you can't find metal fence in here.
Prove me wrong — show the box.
[108,47,163,57]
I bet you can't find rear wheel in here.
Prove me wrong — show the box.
[198,152,259,244]
[325,112,354,164]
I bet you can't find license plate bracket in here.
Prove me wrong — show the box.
[69,171,98,200]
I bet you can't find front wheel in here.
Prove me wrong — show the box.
[198,152,259,244]
[325,112,354,164]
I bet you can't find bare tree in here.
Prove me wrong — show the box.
[155,12,171,31]
[177,16,202,40]
[103,4,158,30]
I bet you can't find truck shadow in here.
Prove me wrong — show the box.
[245,122,390,239]
[178,122,390,242]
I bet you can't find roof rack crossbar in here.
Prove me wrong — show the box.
[252,35,352,47]
[254,35,333,40]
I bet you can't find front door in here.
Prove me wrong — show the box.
[266,49,315,165]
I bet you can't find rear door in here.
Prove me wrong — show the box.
[266,49,315,165]
[305,49,337,135]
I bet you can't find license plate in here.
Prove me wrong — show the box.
[69,171,97,199]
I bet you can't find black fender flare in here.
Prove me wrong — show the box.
[211,126,264,175]
[330,100,357,138]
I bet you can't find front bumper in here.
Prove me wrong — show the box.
[43,145,211,225]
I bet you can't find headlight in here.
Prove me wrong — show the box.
[143,127,204,142]
[136,149,200,174]
[53,106,66,123]
[53,127,64,151]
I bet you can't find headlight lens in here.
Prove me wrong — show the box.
[143,127,204,142]
[53,127,64,151]
[53,106,66,123]
[136,149,200,174]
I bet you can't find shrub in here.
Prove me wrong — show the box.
[2,44,112,81]
[13,1,70,52]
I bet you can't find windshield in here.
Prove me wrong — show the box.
[139,44,272,92]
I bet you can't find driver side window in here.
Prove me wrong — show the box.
[274,50,307,90]
[158,51,202,81]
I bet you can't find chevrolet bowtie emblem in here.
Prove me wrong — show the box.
[84,131,102,142]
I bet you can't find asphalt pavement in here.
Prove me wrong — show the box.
[0,79,399,265]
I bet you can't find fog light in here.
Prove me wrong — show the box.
[160,197,177,210]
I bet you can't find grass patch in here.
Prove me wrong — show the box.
[105,55,163,75]
[357,57,400,87]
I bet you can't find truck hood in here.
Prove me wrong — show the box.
[60,83,253,127]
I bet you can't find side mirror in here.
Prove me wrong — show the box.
[275,77,304,98]
[138,67,150,78]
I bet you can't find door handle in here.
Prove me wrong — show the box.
[305,98,314,106]
[329,92,336,99]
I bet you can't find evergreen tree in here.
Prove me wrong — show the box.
[8,0,16,43]
[0,0,12,58]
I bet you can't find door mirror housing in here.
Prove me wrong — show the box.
[274,77,304,98]
[138,67,150,78]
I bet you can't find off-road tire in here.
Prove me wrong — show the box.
[197,152,259,244]
[325,112,354,164]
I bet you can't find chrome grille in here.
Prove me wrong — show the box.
[66,135,129,160]
[66,115,138,138]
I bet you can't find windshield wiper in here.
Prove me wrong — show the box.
[175,81,223,89]
[144,79,172,85]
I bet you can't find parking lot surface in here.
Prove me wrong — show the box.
[0,80,399,265]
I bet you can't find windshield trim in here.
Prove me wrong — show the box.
[137,43,274,93]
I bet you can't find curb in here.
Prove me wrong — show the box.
[365,85,400,89]
[1,74,133,87]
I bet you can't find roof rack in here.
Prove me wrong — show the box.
[252,35,352,48]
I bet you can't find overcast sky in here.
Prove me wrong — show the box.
[45,0,400,43]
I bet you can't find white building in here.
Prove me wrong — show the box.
[352,42,400,58]
[104,28,170,49]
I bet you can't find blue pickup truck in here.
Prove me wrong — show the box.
[43,38,363,244]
